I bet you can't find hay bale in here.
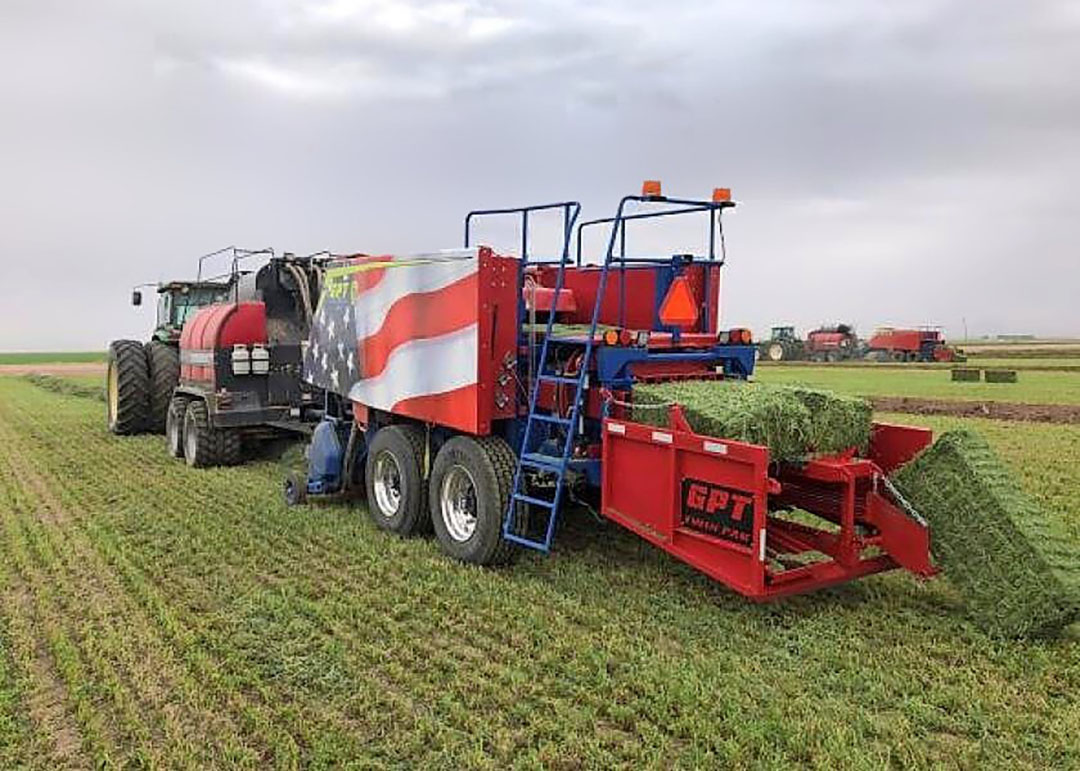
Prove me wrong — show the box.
[984,369,1018,383]
[632,380,871,462]
[951,367,982,382]
[893,429,1080,637]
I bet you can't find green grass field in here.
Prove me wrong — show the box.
[0,376,1078,768]
[755,365,1080,405]
[0,352,105,365]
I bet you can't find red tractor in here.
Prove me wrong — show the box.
[866,327,963,362]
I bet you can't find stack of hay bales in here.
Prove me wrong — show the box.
[632,380,871,462]
[893,429,1079,638]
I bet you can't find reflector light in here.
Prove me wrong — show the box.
[742,329,753,344]
[642,180,662,197]
[603,329,619,345]
[712,187,732,202]
[658,276,699,327]
[619,329,633,346]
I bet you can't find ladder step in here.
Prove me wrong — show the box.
[530,413,572,425]
[520,452,565,471]
[538,374,580,385]
[503,532,552,552]
[512,492,558,509]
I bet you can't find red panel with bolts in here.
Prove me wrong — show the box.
[600,409,935,600]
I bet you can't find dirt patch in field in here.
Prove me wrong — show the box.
[871,396,1080,424]
[0,363,104,377]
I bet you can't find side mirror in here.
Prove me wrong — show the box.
[132,290,142,306]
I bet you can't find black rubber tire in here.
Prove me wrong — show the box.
[183,399,217,468]
[215,429,242,466]
[429,435,516,566]
[284,472,307,506]
[106,340,150,435]
[145,341,180,434]
[365,424,429,536]
[166,394,189,459]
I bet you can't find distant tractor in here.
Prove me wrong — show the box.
[865,327,963,362]
[760,324,860,362]
[760,326,803,361]
[107,277,236,435]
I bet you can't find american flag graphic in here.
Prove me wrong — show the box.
[304,249,481,433]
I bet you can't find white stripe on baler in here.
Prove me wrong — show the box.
[347,324,478,411]
[353,252,478,338]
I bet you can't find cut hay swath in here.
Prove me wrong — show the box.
[632,380,871,462]
[894,429,1080,638]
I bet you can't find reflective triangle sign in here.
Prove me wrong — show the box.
[658,275,699,327]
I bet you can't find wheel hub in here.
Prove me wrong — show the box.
[440,464,478,543]
[372,450,403,518]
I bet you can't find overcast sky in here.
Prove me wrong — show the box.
[2,0,1077,350]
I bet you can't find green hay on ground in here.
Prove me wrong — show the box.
[632,380,871,462]
[893,429,1080,638]
[22,373,104,402]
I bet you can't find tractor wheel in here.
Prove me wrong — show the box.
[365,424,429,536]
[430,435,516,566]
[766,343,785,361]
[825,350,839,363]
[183,399,217,468]
[106,340,150,435]
[891,350,906,362]
[165,395,189,458]
[145,341,180,434]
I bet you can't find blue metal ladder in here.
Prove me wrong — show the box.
[503,199,637,552]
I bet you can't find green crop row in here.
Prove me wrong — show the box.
[0,379,1076,768]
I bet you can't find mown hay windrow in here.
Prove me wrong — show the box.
[632,380,871,462]
[893,429,1080,638]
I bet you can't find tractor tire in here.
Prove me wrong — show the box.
[430,435,516,566]
[891,350,906,362]
[145,341,180,434]
[825,350,839,363]
[106,340,150,435]
[365,424,429,536]
[182,399,218,468]
[166,394,189,458]
[766,343,785,362]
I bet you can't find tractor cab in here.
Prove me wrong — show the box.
[131,279,237,343]
[770,325,798,341]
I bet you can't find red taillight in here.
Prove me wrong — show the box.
[619,329,633,346]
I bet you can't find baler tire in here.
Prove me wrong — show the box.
[365,424,429,536]
[145,341,180,434]
[429,435,516,566]
[106,339,150,435]
[215,429,243,466]
[182,399,217,468]
[166,395,190,459]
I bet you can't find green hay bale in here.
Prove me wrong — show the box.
[632,380,871,462]
[893,429,1080,638]
[984,369,1018,383]
[951,367,982,382]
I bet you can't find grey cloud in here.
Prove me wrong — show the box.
[0,0,1077,350]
